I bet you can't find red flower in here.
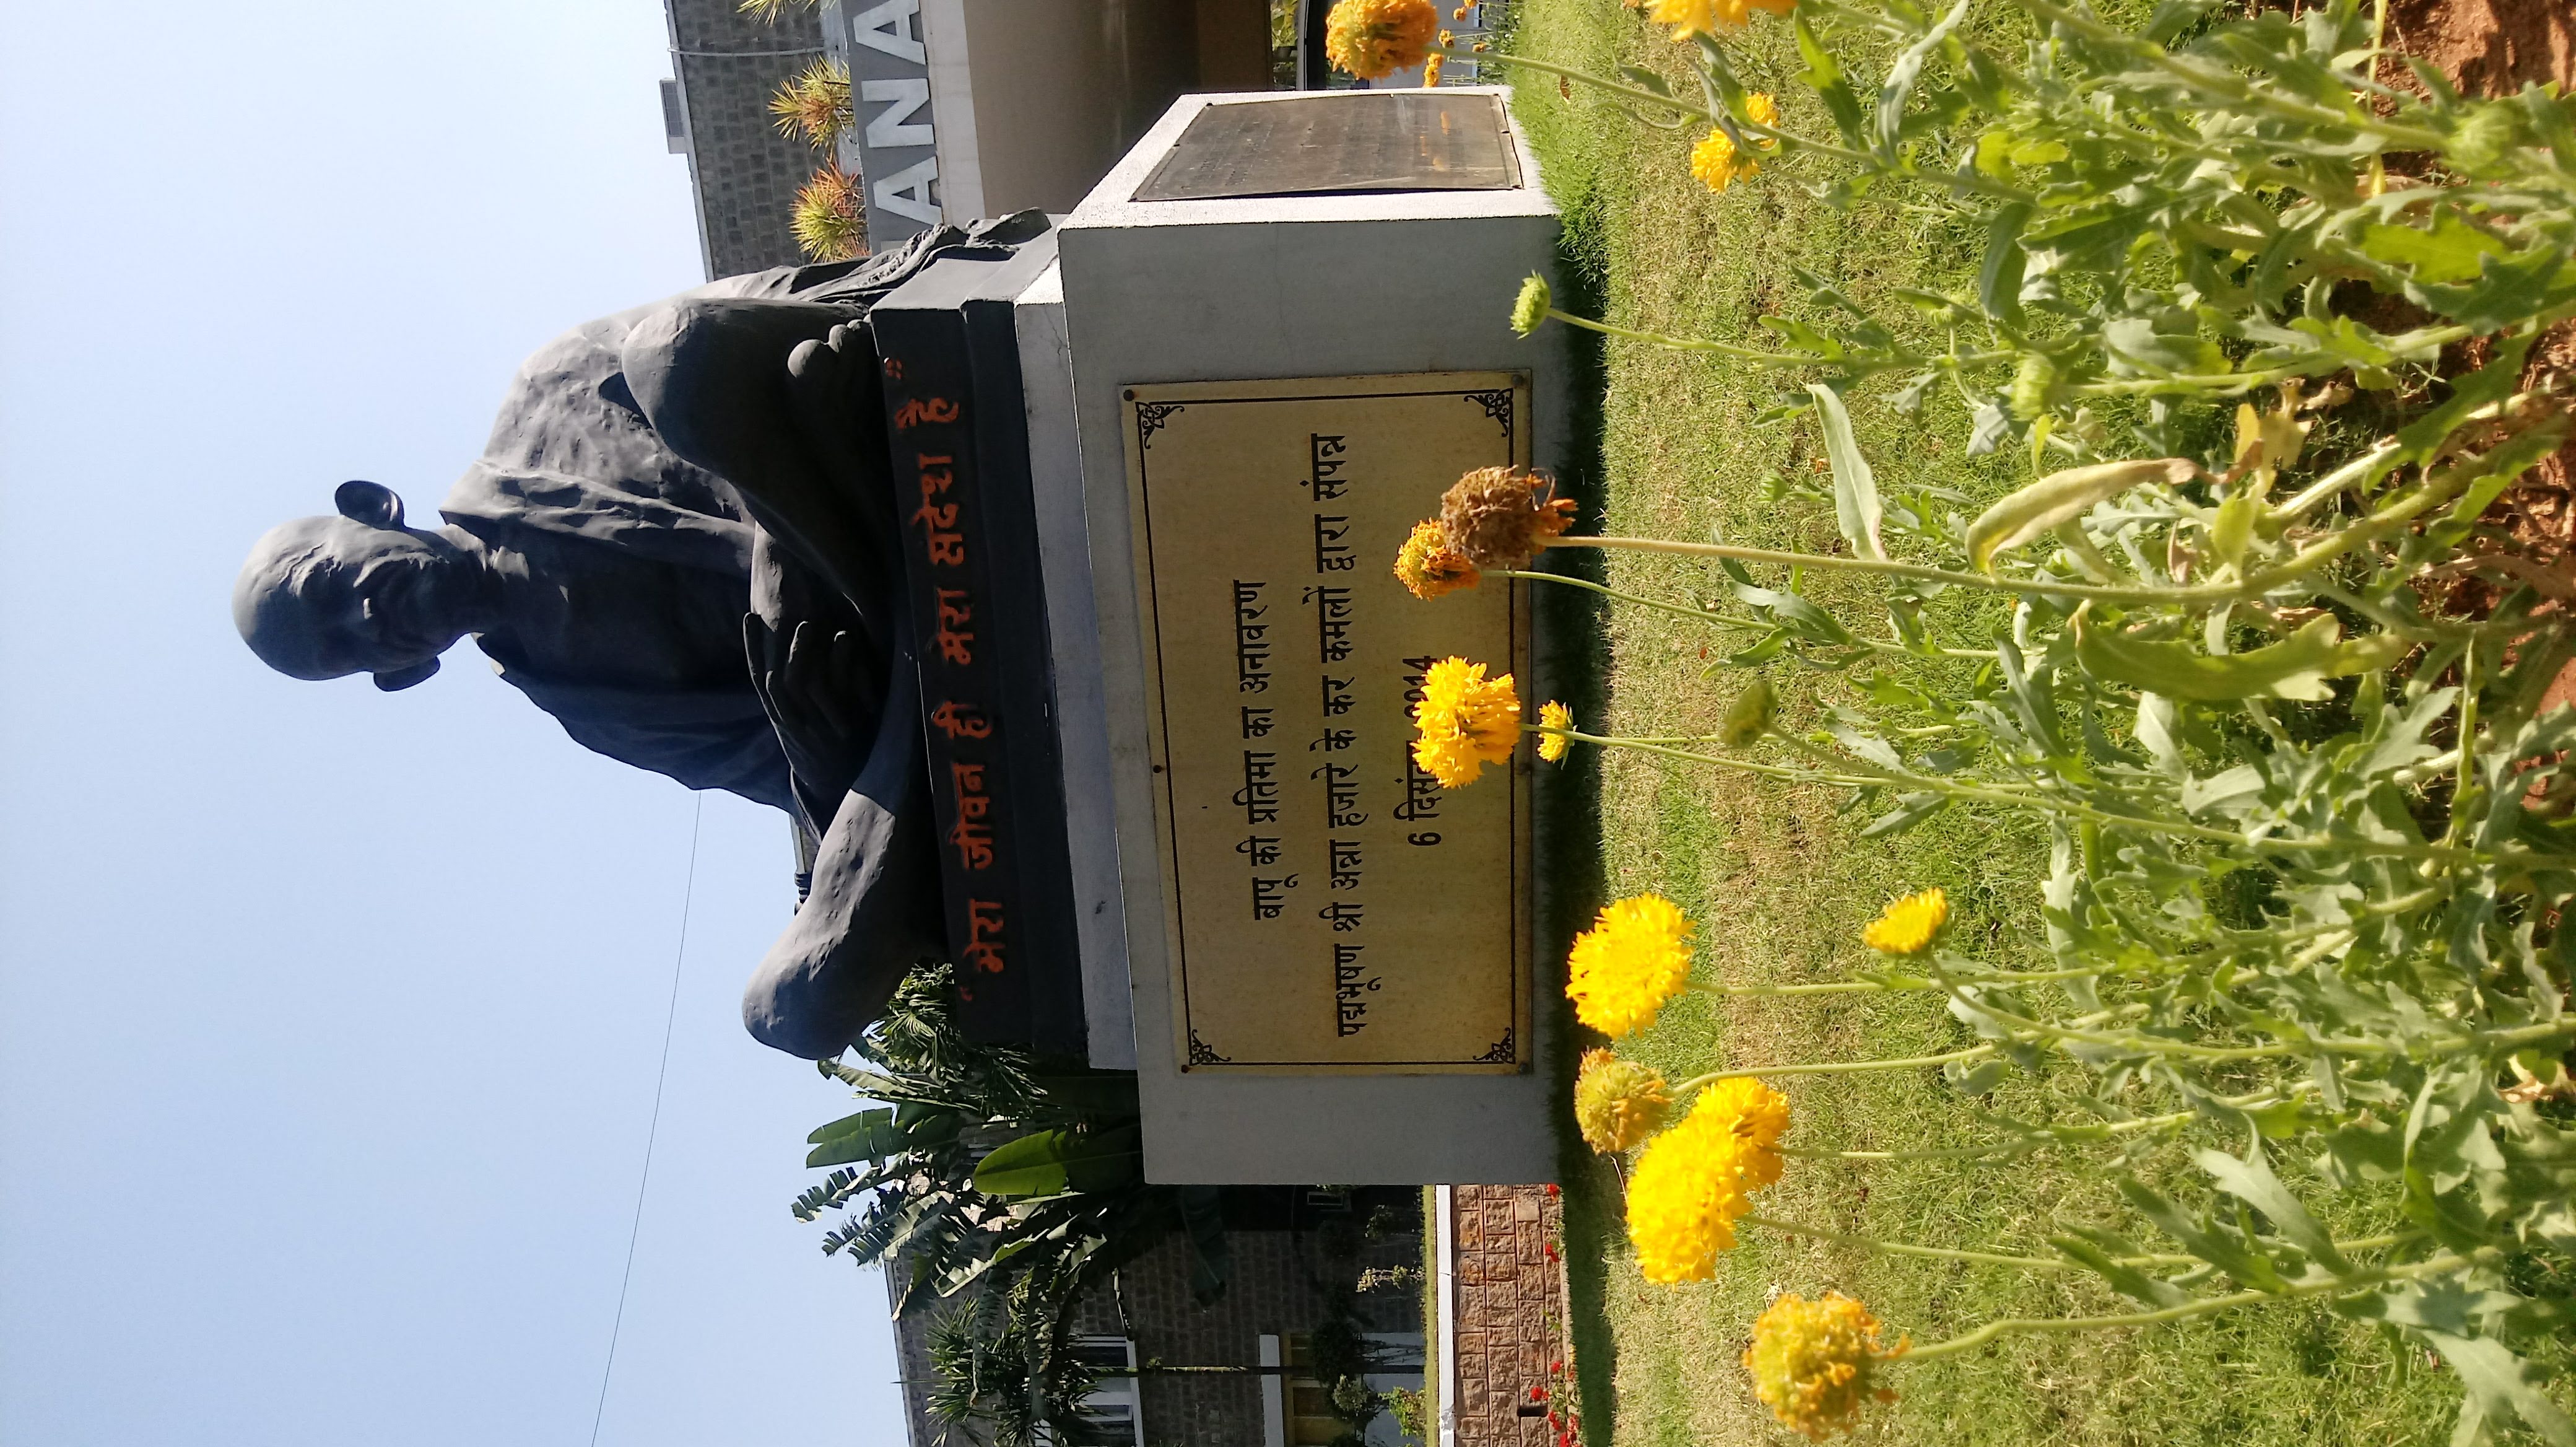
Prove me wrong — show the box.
[1545,1183,1560,1196]
[1529,1384,1548,1402]
[1551,1359,1564,1374]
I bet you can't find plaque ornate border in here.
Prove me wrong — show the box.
[1119,371,1536,1075]
[1131,400,1185,449]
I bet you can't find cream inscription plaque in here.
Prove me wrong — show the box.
[1121,373,1533,1072]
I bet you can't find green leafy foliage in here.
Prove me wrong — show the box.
[790,967,1211,1443]
[1518,0,2576,1434]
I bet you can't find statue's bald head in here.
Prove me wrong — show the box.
[233,482,476,691]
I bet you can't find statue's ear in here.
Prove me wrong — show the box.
[334,480,405,530]
[373,658,440,691]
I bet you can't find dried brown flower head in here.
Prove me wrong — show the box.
[1438,466,1577,569]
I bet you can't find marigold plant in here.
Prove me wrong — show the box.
[1427,0,2576,1434]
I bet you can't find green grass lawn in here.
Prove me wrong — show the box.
[1502,3,2489,1443]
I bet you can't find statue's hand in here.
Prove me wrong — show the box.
[747,615,879,802]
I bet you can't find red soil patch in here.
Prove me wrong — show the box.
[2381,0,2575,99]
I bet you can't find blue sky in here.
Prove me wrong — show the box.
[0,4,905,1442]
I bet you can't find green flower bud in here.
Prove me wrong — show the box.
[2008,351,2061,422]
[1511,273,1552,337]
[2446,102,2526,174]
[1718,678,1777,747]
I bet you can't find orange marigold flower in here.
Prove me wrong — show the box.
[1394,520,1481,599]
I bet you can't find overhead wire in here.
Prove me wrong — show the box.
[585,792,706,1447]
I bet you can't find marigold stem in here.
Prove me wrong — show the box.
[1691,978,1911,997]
[1542,533,2226,605]
[1778,1086,2317,1162]
[1899,1251,2478,1362]
[1673,1044,1995,1088]
[1739,1214,2214,1272]
[1534,309,1826,365]
[1489,569,1768,629]
[1490,568,1993,658]
[1761,731,2532,870]
[1929,971,2576,1064]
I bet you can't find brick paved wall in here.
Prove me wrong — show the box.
[1450,1184,1570,1447]
[663,0,839,278]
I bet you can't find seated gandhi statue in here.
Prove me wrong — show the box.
[233,213,1051,1059]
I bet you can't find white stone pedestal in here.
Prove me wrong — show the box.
[1048,89,1568,1185]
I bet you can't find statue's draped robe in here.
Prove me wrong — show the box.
[435,260,892,815]
[409,218,1047,1057]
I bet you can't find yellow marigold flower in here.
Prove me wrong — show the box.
[1424,53,1445,85]
[1742,1292,1905,1441]
[1573,1048,1671,1153]
[1861,887,1947,955]
[1699,1075,1791,1167]
[1744,91,1780,129]
[1411,657,1521,787]
[1536,700,1574,763]
[1394,520,1480,599]
[1511,273,1552,336]
[1440,466,1577,569]
[1325,0,1440,79]
[1645,0,1790,34]
[1691,126,1758,191]
[1651,0,1790,37]
[1624,1078,1789,1281]
[1565,894,1694,1037]
[1645,0,1728,38]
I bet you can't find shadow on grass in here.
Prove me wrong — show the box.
[1531,183,1621,1447]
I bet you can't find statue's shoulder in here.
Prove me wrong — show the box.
[446,290,755,575]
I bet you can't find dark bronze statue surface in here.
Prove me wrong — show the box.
[234,214,1051,1058]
